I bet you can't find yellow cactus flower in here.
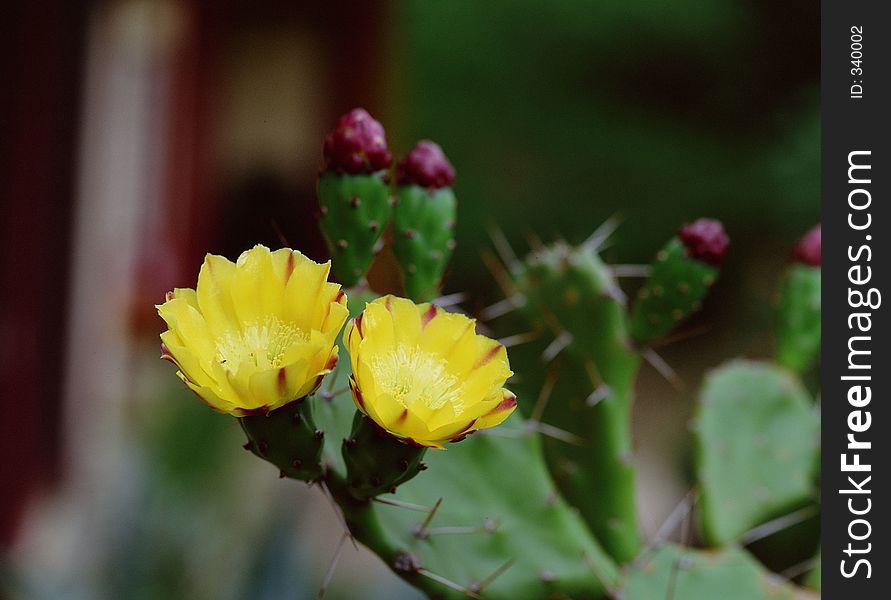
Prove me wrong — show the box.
[157,245,348,416]
[344,295,516,448]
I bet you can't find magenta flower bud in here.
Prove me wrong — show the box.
[677,218,729,266]
[792,224,821,266]
[322,108,392,174]
[396,140,455,189]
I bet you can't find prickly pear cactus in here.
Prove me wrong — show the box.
[622,544,803,600]
[694,361,819,546]
[392,141,458,301]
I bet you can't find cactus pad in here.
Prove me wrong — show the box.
[694,360,819,545]
[317,171,392,286]
[776,265,821,373]
[392,184,457,301]
[630,237,719,344]
[622,544,802,600]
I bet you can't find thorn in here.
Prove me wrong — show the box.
[639,489,698,564]
[432,292,468,308]
[414,497,443,539]
[582,551,619,597]
[611,264,652,278]
[526,421,586,446]
[525,231,544,252]
[425,519,499,537]
[530,363,560,423]
[488,224,521,274]
[317,532,349,599]
[481,250,520,298]
[480,295,525,321]
[343,437,357,449]
[471,558,515,593]
[257,441,269,456]
[641,347,685,391]
[315,430,325,440]
[665,556,682,600]
[270,219,290,248]
[418,462,428,471]
[291,459,303,469]
[778,556,819,582]
[582,214,622,251]
[279,470,286,479]
[541,330,572,363]
[739,505,818,546]
[417,568,482,599]
[242,441,253,451]
[648,324,711,349]
[586,384,611,407]
[398,458,409,472]
[373,497,431,512]
[498,331,539,348]
[321,386,349,401]
[317,480,357,550]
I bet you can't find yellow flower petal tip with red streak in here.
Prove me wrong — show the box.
[345,295,516,448]
[157,245,348,416]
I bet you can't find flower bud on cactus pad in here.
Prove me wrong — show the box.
[323,108,392,174]
[396,140,455,189]
[678,218,729,266]
[630,220,728,344]
[392,141,457,301]
[317,109,394,287]
[792,224,821,266]
[776,225,821,372]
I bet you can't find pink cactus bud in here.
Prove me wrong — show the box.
[792,224,821,266]
[323,108,392,174]
[396,140,455,189]
[678,218,729,266]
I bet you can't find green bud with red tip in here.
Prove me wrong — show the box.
[392,141,458,301]
[630,219,729,344]
[776,225,821,372]
[317,108,393,287]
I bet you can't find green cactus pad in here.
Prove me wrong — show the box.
[622,544,802,600]
[238,399,324,481]
[511,240,642,563]
[776,265,821,373]
[342,412,428,501]
[694,360,819,545]
[630,237,718,345]
[392,184,457,302]
[317,171,392,287]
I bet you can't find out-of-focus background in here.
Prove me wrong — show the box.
[1,1,817,598]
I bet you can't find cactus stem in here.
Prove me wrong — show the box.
[479,295,525,321]
[488,225,522,275]
[582,214,622,251]
[611,264,652,278]
[498,330,540,348]
[317,531,349,600]
[541,330,573,363]
[738,505,818,546]
[414,497,443,538]
[372,497,431,512]
[641,347,684,390]
[416,568,482,599]
[586,384,611,407]
[470,558,515,593]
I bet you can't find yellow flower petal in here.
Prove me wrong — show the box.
[158,245,348,416]
[346,295,515,446]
